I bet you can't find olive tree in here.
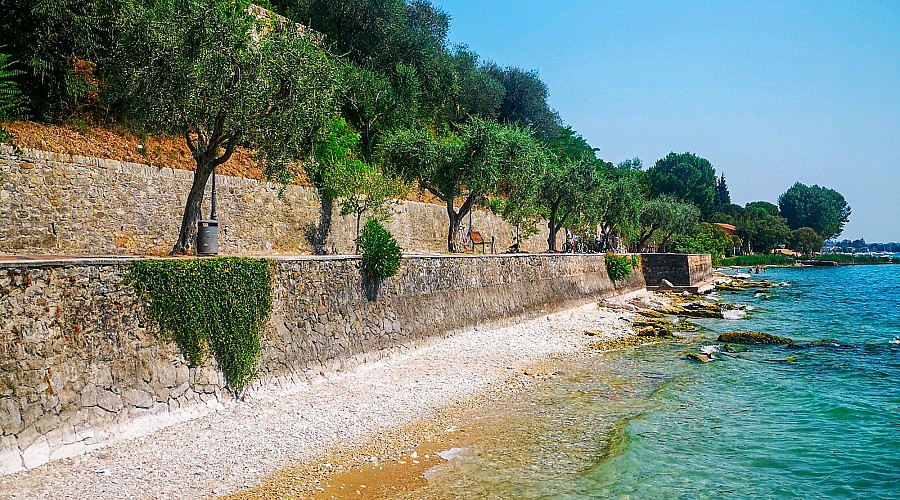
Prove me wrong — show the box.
[636,196,700,252]
[106,0,340,254]
[538,156,604,252]
[325,159,406,251]
[380,117,543,252]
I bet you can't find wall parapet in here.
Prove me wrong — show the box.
[0,253,643,474]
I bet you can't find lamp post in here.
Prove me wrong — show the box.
[197,167,220,255]
[210,167,218,221]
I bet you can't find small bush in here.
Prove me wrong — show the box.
[358,219,402,280]
[606,253,633,282]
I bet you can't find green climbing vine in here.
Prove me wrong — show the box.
[605,253,634,282]
[127,258,274,392]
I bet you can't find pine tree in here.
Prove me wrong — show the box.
[714,173,731,209]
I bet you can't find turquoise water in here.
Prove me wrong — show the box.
[413,266,900,499]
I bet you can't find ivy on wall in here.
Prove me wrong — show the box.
[127,258,274,392]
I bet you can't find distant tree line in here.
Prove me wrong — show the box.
[0,0,852,260]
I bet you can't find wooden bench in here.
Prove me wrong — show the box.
[469,231,494,253]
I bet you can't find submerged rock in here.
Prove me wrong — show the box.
[687,352,714,363]
[678,301,726,318]
[717,331,792,345]
[633,318,677,338]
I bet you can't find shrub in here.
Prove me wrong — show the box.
[127,258,274,393]
[358,219,402,280]
[606,253,633,282]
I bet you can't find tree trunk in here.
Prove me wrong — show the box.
[447,201,461,253]
[171,159,214,255]
[547,203,558,252]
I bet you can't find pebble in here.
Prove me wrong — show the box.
[0,291,651,499]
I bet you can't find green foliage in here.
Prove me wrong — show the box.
[0,0,129,119]
[340,62,418,161]
[380,117,544,251]
[744,200,780,217]
[674,222,731,265]
[310,118,362,198]
[0,50,25,143]
[713,173,731,211]
[0,51,25,120]
[815,254,900,265]
[778,182,851,240]
[537,155,607,251]
[636,195,700,251]
[106,0,341,252]
[127,258,274,392]
[598,166,646,251]
[737,210,791,253]
[722,254,796,267]
[788,227,825,255]
[358,219,402,280]
[647,152,717,216]
[325,159,406,246]
[485,64,559,141]
[605,253,633,282]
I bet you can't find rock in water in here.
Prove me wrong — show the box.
[658,279,675,290]
[687,352,714,363]
[717,331,792,345]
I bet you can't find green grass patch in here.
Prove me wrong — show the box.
[815,254,899,265]
[722,254,796,267]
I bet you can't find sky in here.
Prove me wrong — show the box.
[432,0,900,242]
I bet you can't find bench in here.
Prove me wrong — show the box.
[469,231,494,254]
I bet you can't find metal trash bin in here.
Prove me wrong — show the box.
[197,219,219,255]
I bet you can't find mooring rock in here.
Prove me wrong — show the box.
[717,331,792,345]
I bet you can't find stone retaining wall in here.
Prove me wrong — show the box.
[0,146,559,256]
[640,253,713,287]
[0,254,644,474]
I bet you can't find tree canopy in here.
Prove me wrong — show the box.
[636,195,700,252]
[647,152,717,216]
[106,0,341,253]
[380,117,544,251]
[778,182,851,240]
[788,227,825,255]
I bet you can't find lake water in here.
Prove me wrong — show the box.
[409,265,900,499]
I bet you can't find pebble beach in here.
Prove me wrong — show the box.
[0,290,659,499]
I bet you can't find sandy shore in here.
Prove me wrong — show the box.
[0,290,659,499]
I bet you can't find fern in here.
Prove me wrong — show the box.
[0,50,25,120]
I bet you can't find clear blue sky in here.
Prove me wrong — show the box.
[432,0,900,242]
